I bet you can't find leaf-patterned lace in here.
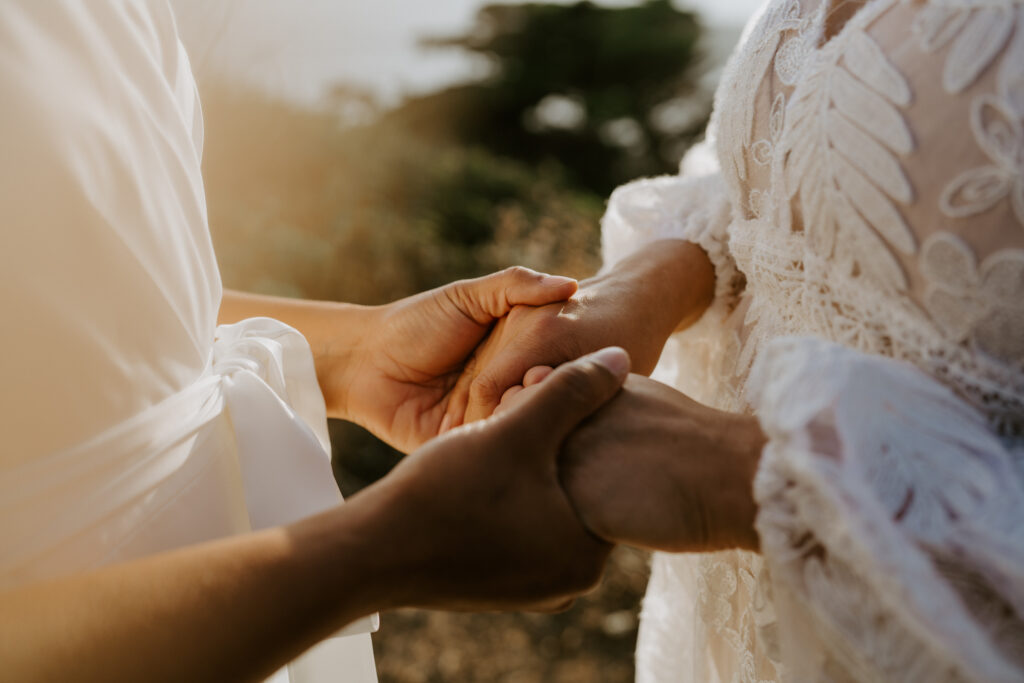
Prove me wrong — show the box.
[720,0,1024,431]
[779,9,915,289]
[622,0,1024,681]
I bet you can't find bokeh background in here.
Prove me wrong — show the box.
[170,1,759,680]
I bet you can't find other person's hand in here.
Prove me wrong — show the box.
[442,239,715,429]
[333,267,577,452]
[351,348,631,611]
[495,370,765,552]
[562,374,765,552]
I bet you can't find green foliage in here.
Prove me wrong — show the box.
[405,0,707,194]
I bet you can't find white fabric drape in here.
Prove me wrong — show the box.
[0,1,376,680]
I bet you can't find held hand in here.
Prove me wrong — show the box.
[334,267,577,452]
[442,239,716,429]
[562,375,765,552]
[497,372,765,553]
[354,348,631,612]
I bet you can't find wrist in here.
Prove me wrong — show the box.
[717,414,766,551]
[592,239,713,326]
[580,240,715,372]
[217,290,377,422]
[309,303,379,422]
[288,482,421,625]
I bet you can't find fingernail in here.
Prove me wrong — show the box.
[541,275,576,288]
[589,347,630,378]
[439,414,452,434]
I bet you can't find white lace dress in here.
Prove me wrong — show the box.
[600,0,1024,680]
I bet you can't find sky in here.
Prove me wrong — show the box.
[172,0,764,108]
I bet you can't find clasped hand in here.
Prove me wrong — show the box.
[426,237,763,554]
[495,371,764,553]
[303,246,760,611]
[325,266,579,453]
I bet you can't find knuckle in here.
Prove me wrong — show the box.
[443,282,479,317]
[555,365,602,404]
[501,265,532,285]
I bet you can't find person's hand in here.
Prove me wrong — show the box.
[331,267,578,452]
[351,348,631,612]
[496,371,765,552]
[563,374,765,552]
[442,239,716,429]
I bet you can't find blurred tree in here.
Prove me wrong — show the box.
[387,0,707,196]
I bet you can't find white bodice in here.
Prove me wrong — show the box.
[716,0,1024,438]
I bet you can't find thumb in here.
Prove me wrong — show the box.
[447,266,577,324]
[499,347,631,447]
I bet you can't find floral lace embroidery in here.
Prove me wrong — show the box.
[921,232,1024,364]
[694,554,782,683]
[750,338,1024,680]
[940,94,1024,225]
[916,1,1024,225]
[716,0,805,202]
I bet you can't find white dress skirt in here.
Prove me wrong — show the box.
[0,1,377,680]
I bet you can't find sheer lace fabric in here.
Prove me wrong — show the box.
[600,0,1024,680]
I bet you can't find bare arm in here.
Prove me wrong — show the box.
[219,289,371,420]
[0,349,630,683]
[1,505,382,683]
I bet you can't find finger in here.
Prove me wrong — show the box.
[464,346,540,424]
[446,267,577,324]
[442,358,478,432]
[493,385,524,416]
[500,385,524,405]
[523,365,554,387]
[529,597,576,614]
[498,347,631,448]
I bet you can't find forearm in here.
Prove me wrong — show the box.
[218,290,376,420]
[581,239,715,372]
[598,238,714,326]
[0,493,400,683]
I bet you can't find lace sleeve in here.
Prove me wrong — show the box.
[748,337,1024,682]
[600,143,740,312]
[599,144,747,403]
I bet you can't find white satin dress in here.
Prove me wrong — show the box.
[0,1,377,680]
